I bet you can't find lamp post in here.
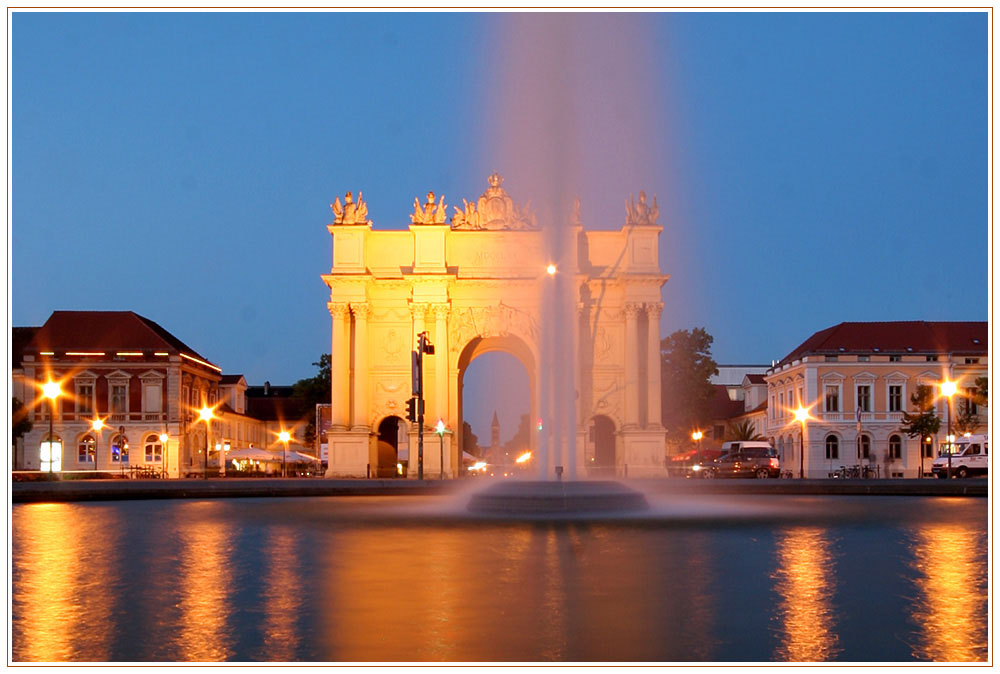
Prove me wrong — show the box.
[279,430,290,478]
[794,406,810,479]
[435,420,447,479]
[941,380,957,479]
[42,380,61,473]
[159,433,169,478]
[199,406,213,480]
[91,418,105,471]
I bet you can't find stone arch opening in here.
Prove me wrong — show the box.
[375,416,407,478]
[588,414,617,477]
[457,334,536,470]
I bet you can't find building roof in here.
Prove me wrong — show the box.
[745,374,767,385]
[245,384,310,423]
[25,311,216,367]
[12,327,40,369]
[708,384,745,421]
[220,374,246,386]
[776,321,987,367]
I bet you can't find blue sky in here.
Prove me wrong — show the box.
[11,11,988,441]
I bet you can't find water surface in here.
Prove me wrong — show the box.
[11,493,988,662]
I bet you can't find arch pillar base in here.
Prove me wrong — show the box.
[619,429,668,478]
[325,430,373,478]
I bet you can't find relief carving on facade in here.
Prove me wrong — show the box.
[449,303,539,352]
[625,191,659,226]
[594,327,613,363]
[380,328,404,363]
[330,191,372,226]
[410,191,449,225]
[451,172,538,231]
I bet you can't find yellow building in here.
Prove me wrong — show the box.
[766,322,988,478]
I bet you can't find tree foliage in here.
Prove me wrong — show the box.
[462,421,481,457]
[660,327,719,442]
[900,385,941,476]
[12,397,32,439]
[292,354,331,445]
[974,376,988,408]
[726,419,765,442]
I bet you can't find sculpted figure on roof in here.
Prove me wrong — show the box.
[451,172,537,230]
[625,191,659,226]
[411,191,448,224]
[330,191,371,226]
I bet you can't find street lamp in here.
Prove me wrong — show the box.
[91,417,105,471]
[435,420,447,479]
[941,380,957,479]
[42,380,62,473]
[159,432,169,478]
[199,406,213,480]
[278,430,290,478]
[793,406,811,479]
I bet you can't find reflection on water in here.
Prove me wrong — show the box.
[10,495,989,663]
[908,523,988,662]
[772,528,840,661]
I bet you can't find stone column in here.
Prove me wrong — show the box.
[646,302,663,428]
[432,303,449,424]
[351,302,370,430]
[329,301,351,429]
[624,303,641,428]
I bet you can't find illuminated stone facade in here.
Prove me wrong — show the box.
[323,174,670,478]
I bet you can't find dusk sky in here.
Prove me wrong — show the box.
[11,11,988,441]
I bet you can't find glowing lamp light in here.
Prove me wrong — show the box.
[941,381,958,398]
[159,433,168,443]
[546,264,557,275]
[793,406,811,424]
[691,430,703,441]
[42,380,61,400]
[537,418,544,431]
[515,451,532,464]
[91,418,105,432]
[199,406,214,422]
[278,430,291,443]
[435,420,446,435]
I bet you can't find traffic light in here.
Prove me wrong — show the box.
[418,332,435,355]
[405,397,418,422]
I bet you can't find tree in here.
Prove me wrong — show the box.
[661,327,719,448]
[900,385,941,478]
[462,421,481,457]
[292,354,331,446]
[727,419,765,442]
[954,400,981,436]
[973,376,988,409]
[12,397,32,440]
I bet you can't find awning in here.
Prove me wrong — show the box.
[228,447,280,462]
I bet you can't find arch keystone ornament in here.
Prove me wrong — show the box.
[322,174,670,478]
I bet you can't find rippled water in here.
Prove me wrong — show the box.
[10,493,988,663]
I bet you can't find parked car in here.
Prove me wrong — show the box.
[932,434,988,479]
[700,442,780,479]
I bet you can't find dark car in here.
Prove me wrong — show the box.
[702,446,780,479]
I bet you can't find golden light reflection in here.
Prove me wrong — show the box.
[13,504,117,662]
[772,528,840,662]
[909,524,987,662]
[258,528,301,661]
[177,507,233,662]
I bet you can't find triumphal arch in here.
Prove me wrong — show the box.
[323,173,669,478]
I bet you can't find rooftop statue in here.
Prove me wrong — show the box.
[330,191,371,226]
[411,191,448,224]
[625,191,659,226]
[452,171,538,230]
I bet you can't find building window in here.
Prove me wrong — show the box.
[889,355,902,362]
[144,434,163,462]
[825,435,839,460]
[888,435,902,460]
[143,380,163,416]
[860,434,871,459]
[926,355,938,362]
[825,386,839,412]
[888,385,903,412]
[857,385,871,413]
[825,355,838,362]
[797,387,803,408]
[111,434,129,463]
[964,389,978,416]
[110,382,128,418]
[858,355,870,362]
[779,392,784,414]
[965,358,979,364]
[76,382,95,416]
[922,437,934,458]
[78,435,95,463]
[41,434,62,472]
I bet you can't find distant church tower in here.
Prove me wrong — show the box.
[490,411,501,460]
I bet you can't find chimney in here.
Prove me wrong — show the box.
[264,381,270,396]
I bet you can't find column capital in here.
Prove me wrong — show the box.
[328,301,350,319]
[350,302,370,321]
[409,301,430,318]
[430,302,451,320]
[645,302,663,320]
[623,303,642,320]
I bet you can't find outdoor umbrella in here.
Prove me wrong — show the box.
[228,447,279,462]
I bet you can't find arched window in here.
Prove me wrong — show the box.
[888,434,902,460]
[825,435,839,460]
[41,433,62,472]
[922,436,934,458]
[78,435,95,464]
[144,434,163,462]
[111,434,129,463]
[860,434,871,460]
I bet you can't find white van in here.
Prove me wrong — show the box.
[931,434,988,479]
